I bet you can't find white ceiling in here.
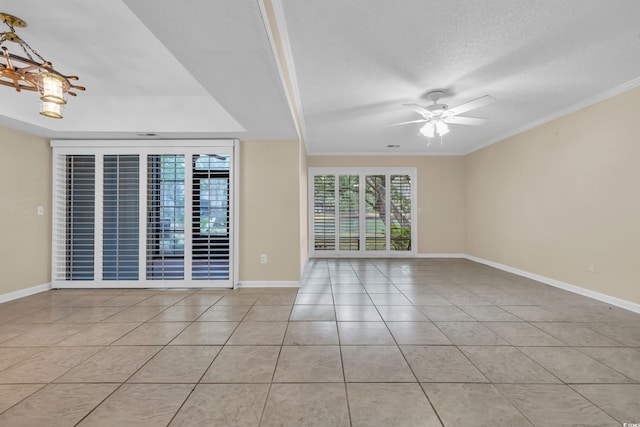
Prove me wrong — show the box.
[1,1,640,154]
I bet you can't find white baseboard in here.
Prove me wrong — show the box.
[0,282,51,304]
[416,253,467,258]
[237,281,301,288]
[465,255,640,314]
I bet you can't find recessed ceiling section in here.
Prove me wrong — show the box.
[122,0,298,140]
[0,0,297,139]
[280,0,640,154]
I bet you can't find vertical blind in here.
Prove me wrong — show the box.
[51,142,235,288]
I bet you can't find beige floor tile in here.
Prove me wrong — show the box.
[361,284,401,294]
[244,305,292,321]
[586,322,640,346]
[201,345,279,383]
[0,323,36,343]
[423,383,532,426]
[295,293,334,305]
[173,294,223,306]
[0,347,46,371]
[572,384,640,424]
[113,322,189,345]
[2,323,89,346]
[129,345,220,383]
[289,304,336,321]
[338,322,395,345]
[376,305,428,321]
[56,322,140,346]
[216,294,261,305]
[102,305,168,322]
[332,293,373,305]
[342,346,415,382]
[0,384,117,427]
[149,305,209,322]
[417,305,477,321]
[500,305,558,321]
[226,321,287,345]
[170,321,238,345]
[54,306,125,323]
[405,294,451,305]
[402,345,487,382]
[331,285,367,294]
[519,347,635,383]
[0,384,43,413]
[498,384,618,426]
[297,285,332,294]
[254,293,297,306]
[261,383,349,427]
[460,346,560,383]
[169,383,269,427]
[386,321,452,345]
[78,383,193,427]
[347,383,441,427]
[135,294,189,306]
[435,321,510,345]
[284,321,339,345]
[98,294,152,307]
[196,305,251,321]
[56,346,161,383]
[335,305,382,321]
[459,305,522,321]
[368,293,413,306]
[274,345,344,382]
[0,346,102,383]
[577,347,640,382]
[532,322,626,346]
[11,307,82,323]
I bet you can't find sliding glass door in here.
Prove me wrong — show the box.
[310,168,416,257]
[52,140,237,288]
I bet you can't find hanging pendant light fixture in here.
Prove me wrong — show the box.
[0,13,84,119]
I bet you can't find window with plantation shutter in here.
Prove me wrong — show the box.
[51,140,237,288]
[310,168,416,257]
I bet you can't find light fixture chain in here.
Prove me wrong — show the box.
[17,36,46,63]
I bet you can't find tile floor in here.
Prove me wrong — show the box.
[0,258,638,426]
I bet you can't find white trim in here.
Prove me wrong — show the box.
[415,253,466,258]
[237,281,300,288]
[51,140,236,149]
[465,76,640,155]
[266,0,307,142]
[0,283,51,304]
[465,255,640,314]
[258,0,302,141]
[307,150,462,157]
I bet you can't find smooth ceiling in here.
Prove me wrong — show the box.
[1,1,639,154]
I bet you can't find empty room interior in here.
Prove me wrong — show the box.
[0,1,639,426]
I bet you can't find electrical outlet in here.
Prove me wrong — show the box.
[261,254,268,264]
[587,262,595,273]
[37,206,44,216]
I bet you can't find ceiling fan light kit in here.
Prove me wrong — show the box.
[391,90,495,148]
[0,12,84,119]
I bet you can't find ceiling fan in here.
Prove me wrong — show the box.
[389,91,495,139]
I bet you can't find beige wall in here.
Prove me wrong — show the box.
[239,139,301,282]
[466,87,640,304]
[0,127,51,295]
[307,156,466,254]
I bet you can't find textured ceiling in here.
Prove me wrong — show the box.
[280,0,640,154]
[1,1,639,154]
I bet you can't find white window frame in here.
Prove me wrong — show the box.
[308,167,417,258]
[51,140,239,289]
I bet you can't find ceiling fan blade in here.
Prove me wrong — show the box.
[445,95,495,116]
[401,103,434,117]
[385,118,428,127]
[442,116,488,126]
